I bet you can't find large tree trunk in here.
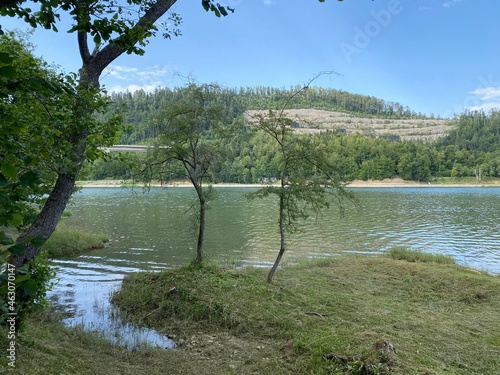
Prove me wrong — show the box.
[9,173,76,268]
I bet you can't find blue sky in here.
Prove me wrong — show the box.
[2,0,500,118]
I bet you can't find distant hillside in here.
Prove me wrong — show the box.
[106,86,447,144]
[85,87,500,183]
[245,109,453,142]
[437,110,500,154]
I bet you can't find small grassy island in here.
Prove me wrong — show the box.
[42,228,109,258]
[2,250,499,374]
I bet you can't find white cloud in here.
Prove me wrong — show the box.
[112,65,139,73]
[467,102,500,112]
[136,65,169,78]
[442,0,463,8]
[102,64,171,93]
[263,0,276,6]
[469,87,500,101]
[466,86,500,113]
[106,65,139,80]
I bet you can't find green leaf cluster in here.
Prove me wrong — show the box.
[0,33,58,233]
[202,0,235,18]
[1,0,184,55]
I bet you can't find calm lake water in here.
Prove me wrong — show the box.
[49,186,500,347]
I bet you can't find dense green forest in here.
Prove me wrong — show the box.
[101,86,436,144]
[83,86,500,183]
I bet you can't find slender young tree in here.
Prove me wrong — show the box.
[149,83,226,262]
[249,75,356,282]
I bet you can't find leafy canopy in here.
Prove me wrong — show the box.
[0,1,237,54]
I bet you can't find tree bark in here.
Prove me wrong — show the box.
[9,173,76,268]
[267,191,286,283]
[190,171,205,263]
[197,199,206,263]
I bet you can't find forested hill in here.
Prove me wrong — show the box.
[84,86,500,183]
[105,86,452,144]
[436,110,500,154]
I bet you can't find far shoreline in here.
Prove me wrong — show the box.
[76,178,500,189]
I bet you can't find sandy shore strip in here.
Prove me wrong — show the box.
[76,178,500,189]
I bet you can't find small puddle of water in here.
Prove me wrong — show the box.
[49,260,175,350]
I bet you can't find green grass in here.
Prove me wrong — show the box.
[2,255,499,374]
[387,247,456,264]
[111,257,499,374]
[42,229,108,258]
[0,313,176,375]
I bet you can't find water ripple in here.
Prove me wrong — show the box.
[50,187,500,348]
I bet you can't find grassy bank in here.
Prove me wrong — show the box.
[41,228,108,258]
[1,219,108,259]
[387,247,456,264]
[0,313,173,374]
[111,256,499,374]
[115,256,500,374]
[2,253,499,374]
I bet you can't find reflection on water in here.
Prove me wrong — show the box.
[51,186,500,347]
[50,258,175,349]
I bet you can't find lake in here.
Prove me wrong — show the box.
[49,186,500,347]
